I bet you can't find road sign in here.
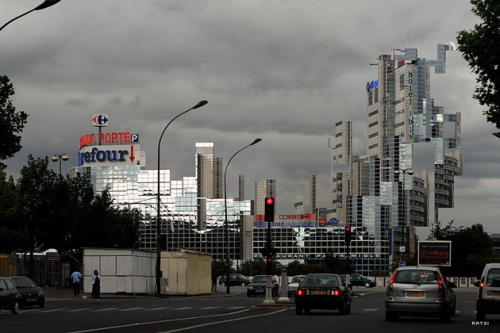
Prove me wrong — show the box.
[399,246,406,253]
[399,261,406,267]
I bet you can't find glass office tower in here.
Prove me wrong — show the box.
[330,44,462,275]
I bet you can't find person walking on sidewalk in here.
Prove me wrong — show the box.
[212,272,218,292]
[71,269,82,297]
[91,270,101,304]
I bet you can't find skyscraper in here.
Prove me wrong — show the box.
[331,44,462,274]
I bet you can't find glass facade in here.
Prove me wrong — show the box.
[331,44,462,275]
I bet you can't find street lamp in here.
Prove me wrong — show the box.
[223,138,262,294]
[156,100,207,297]
[51,153,69,175]
[394,168,414,261]
[1,0,61,32]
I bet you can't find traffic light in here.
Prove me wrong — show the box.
[264,197,275,222]
[345,226,351,244]
[266,254,274,274]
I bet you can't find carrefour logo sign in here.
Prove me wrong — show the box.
[78,145,139,166]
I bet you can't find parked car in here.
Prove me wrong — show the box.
[294,273,352,315]
[288,275,306,297]
[475,263,500,321]
[385,266,456,322]
[218,273,251,287]
[0,277,20,315]
[10,276,45,309]
[349,273,376,288]
[247,275,279,297]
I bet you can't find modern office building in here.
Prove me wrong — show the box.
[69,43,462,276]
[330,44,463,274]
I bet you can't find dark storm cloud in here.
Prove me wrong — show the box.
[2,0,498,233]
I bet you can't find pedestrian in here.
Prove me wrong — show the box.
[70,269,82,297]
[91,269,101,304]
[212,272,218,292]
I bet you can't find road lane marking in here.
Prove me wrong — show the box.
[116,307,145,312]
[144,307,170,311]
[91,308,119,312]
[67,308,253,333]
[171,307,194,311]
[363,308,379,311]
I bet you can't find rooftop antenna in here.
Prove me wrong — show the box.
[407,35,410,48]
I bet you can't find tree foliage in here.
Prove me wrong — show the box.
[0,75,28,169]
[0,155,140,257]
[428,220,494,276]
[457,0,500,128]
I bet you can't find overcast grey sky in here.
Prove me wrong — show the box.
[2,1,499,234]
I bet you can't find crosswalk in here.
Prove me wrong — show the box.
[15,305,250,315]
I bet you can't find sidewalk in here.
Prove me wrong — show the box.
[42,287,240,299]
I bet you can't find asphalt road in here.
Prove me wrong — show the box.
[0,286,497,333]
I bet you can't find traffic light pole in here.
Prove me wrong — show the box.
[264,197,275,305]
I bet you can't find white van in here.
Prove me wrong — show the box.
[475,263,500,321]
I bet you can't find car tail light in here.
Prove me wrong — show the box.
[328,289,341,296]
[437,273,444,293]
[477,281,484,304]
[388,272,396,291]
[296,289,304,297]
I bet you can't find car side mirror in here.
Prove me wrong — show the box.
[474,281,480,287]
[449,282,457,288]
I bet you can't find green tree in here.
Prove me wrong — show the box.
[0,75,28,169]
[0,169,22,253]
[457,0,500,128]
[428,220,493,276]
[17,155,58,276]
[286,260,309,276]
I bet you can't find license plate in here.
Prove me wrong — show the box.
[27,298,37,302]
[312,291,326,295]
[406,291,425,297]
[488,291,500,296]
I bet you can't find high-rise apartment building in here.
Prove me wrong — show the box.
[331,44,462,274]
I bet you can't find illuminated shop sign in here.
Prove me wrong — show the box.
[254,214,316,221]
[79,132,139,149]
[78,145,139,166]
[253,221,317,227]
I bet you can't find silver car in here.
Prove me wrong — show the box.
[288,275,306,297]
[385,266,456,322]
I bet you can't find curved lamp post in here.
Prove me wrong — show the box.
[51,153,69,175]
[156,100,208,297]
[223,138,262,294]
[394,168,413,260]
[1,0,61,32]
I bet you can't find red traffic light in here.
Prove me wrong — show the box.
[345,226,351,232]
[264,197,275,222]
[267,257,273,263]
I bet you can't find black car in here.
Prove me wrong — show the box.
[10,276,45,308]
[219,273,251,287]
[0,277,20,315]
[295,273,352,315]
[348,273,376,288]
[247,275,279,297]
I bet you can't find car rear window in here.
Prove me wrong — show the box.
[395,270,439,284]
[486,268,500,287]
[303,276,339,287]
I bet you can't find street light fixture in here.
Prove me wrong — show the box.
[223,138,262,294]
[394,168,414,261]
[51,153,69,175]
[156,100,207,297]
[1,0,61,32]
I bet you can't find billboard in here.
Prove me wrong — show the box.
[418,241,452,266]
